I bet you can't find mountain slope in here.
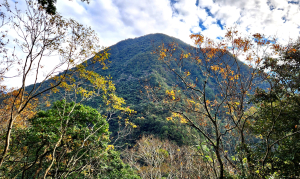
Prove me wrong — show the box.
[81,33,255,146]
[86,33,191,105]
[84,34,200,145]
[34,33,258,146]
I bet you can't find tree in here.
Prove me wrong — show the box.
[247,38,300,177]
[1,100,139,178]
[0,0,113,169]
[148,28,281,178]
[0,3,13,90]
[123,135,216,178]
[37,0,90,15]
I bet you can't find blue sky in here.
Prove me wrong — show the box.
[2,0,300,88]
[57,0,300,46]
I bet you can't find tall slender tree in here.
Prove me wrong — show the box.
[0,0,112,169]
[148,28,280,178]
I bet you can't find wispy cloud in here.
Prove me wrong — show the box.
[55,0,300,46]
[3,0,300,88]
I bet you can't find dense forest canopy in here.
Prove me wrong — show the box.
[0,0,299,178]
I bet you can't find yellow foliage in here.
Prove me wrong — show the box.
[170,112,188,124]
[219,68,225,73]
[206,100,210,105]
[106,145,114,150]
[180,117,188,124]
[45,101,51,107]
[160,51,166,59]
[46,154,53,160]
[183,53,190,58]
[190,34,204,45]
[211,65,219,71]
[166,90,175,100]
[166,117,173,121]
[186,71,191,76]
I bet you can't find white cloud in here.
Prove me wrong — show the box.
[3,0,300,88]
[212,0,300,44]
[54,0,300,46]
[202,23,225,39]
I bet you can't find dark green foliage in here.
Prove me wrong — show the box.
[250,97,300,177]
[38,0,56,15]
[248,39,300,178]
[82,34,210,145]
[37,0,90,15]
[130,102,200,146]
[97,150,140,179]
[1,100,139,178]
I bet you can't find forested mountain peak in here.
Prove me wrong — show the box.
[112,33,189,49]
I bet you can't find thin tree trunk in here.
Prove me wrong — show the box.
[0,114,17,167]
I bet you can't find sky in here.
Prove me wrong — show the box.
[57,0,300,46]
[2,0,300,89]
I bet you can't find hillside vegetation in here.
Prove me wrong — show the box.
[0,1,299,178]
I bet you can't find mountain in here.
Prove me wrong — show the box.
[86,34,191,105]
[82,33,256,146]
[86,33,240,105]
[33,33,258,146]
[85,33,201,145]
